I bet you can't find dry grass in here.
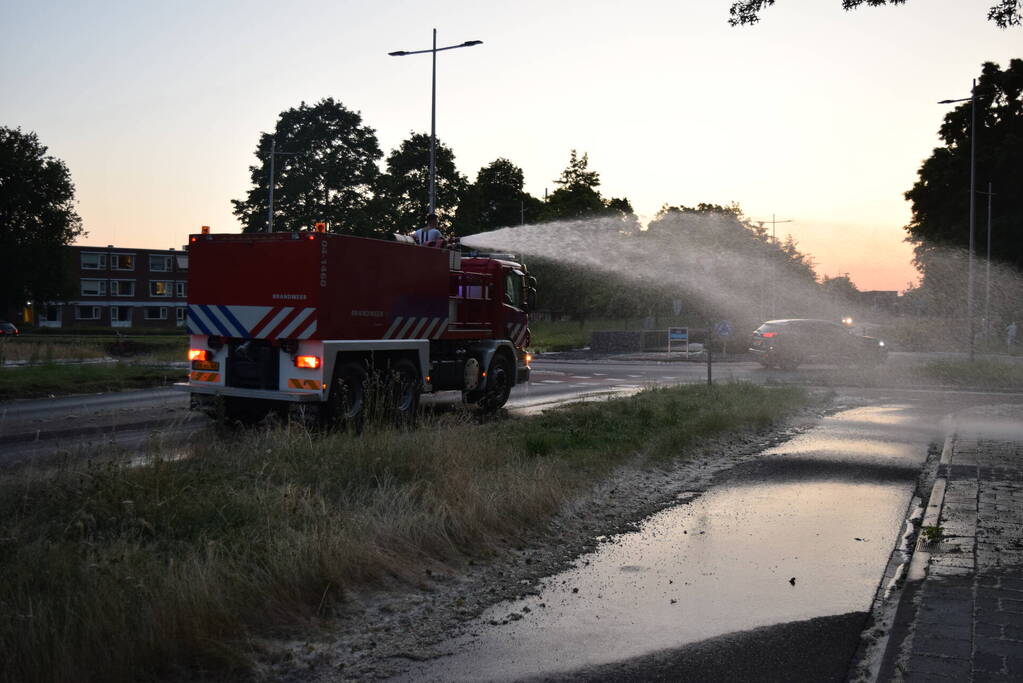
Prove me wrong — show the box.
[0,383,810,682]
[0,340,108,363]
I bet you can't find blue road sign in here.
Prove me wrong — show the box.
[714,320,733,338]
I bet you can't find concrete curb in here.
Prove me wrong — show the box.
[869,431,956,682]
[906,433,954,582]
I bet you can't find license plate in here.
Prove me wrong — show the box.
[193,360,220,371]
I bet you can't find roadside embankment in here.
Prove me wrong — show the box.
[0,362,184,401]
[0,383,813,683]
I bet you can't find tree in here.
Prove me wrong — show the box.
[0,127,83,312]
[232,98,383,236]
[451,158,542,236]
[372,132,468,236]
[541,150,613,221]
[820,274,861,302]
[728,0,1020,28]
[905,60,1023,274]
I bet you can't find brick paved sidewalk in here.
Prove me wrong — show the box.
[887,437,1023,681]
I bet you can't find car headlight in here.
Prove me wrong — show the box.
[878,341,885,347]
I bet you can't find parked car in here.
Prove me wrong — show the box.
[749,319,886,370]
[0,320,19,336]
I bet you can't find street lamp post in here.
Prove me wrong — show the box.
[754,214,793,319]
[939,79,979,360]
[978,183,995,335]
[266,137,297,233]
[389,30,483,215]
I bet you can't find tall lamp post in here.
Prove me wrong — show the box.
[753,214,793,319]
[978,183,995,335]
[939,80,979,360]
[389,30,483,215]
[266,137,296,233]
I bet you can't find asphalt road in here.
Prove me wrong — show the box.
[0,352,1017,464]
[0,356,757,464]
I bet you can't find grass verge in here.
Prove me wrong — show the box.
[0,383,811,682]
[0,363,184,401]
[1,336,188,365]
[911,357,1023,389]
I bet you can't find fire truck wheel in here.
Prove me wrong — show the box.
[389,359,421,427]
[323,362,368,432]
[477,353,513,412]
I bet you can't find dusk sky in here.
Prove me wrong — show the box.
[2,0,1019,291]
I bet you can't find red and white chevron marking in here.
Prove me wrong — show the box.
[382,316,449,340]
[506,322,529,347]
[249,306,318,340]
[188,304,317,340]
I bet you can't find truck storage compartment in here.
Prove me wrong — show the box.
[226,340,279,390]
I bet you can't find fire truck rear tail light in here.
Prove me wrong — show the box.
[525,353,533,365]
[188,349,209,362]
[294,355,321,369]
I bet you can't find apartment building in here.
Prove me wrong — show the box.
[33,245,188,330]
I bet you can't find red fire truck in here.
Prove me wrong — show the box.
[181,229,535,425]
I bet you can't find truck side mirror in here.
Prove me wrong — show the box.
[527,287,537,312]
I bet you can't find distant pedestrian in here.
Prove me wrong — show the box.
[413,213,443,247]
[1008,321,1018,353]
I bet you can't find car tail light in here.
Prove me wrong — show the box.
[294,355,321,369]
[188,349,209,361]
[760,332,777,338]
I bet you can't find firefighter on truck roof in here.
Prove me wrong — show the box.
[413,213,444,247]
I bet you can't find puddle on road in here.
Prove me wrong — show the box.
[401,404,936,682]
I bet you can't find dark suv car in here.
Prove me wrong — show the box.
[749,319,886,370]
[0,321,19,336]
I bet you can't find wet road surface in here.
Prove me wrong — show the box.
[398,402,947,681]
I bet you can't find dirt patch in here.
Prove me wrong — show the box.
[256,393,845,681]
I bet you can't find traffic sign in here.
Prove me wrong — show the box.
[714,320,733,338]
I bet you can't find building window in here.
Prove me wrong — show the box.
[149,280,172,297]
[76,306,101,320]
[81,252,107,270]
[111,306,132,324]
[175,281,187,298]
[111,254,135,270]
[175,254,188,271]
[110,280,136,297]
[80,279,107,296]
[144,307,168,320]
[176,307,186,326]
[40,305,62,323]
[149,255,173,272]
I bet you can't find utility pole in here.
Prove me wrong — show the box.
[979,182,995,334]
[389,31,482,215]
[265,137,296,233]
[939,80,981,360]
[968,79,977,360]
[753,214,793,319]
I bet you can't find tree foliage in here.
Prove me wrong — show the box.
[820,274,861,302]
[905,60,1023,274]
[232,98,382,236]
[451,158,542,236]
[728,0,1020,28]
[372,132,467,236]
[0,127,83,311]
[540,150,639,227]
